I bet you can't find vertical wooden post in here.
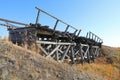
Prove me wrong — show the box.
[55,44,59,61]
[35,10,40,27]
[53,20,59,30]
[88,45,92,63]
[71,46,75,64]
[79,44,84,64]
[65,25,69,33]
[89,32,91,39]
[86,32,88,38]
[60,45,71,62]
[77,30,81,37]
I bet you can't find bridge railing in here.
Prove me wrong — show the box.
[0,17,29,29]
[86,31,103,43]
[35,7,81,38]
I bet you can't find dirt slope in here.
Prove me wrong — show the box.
[0,41,103,80]
[0,41,119,80]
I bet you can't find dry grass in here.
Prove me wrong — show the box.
[75,46,120,80]
[1,36,9,41]
[0,40,105,80]
[76,63,119,80]
[0,39,119,80]
[116,47,120,51]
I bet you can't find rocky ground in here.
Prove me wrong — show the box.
[0,40,119,80]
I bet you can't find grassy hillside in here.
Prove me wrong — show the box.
[0,40,119,80]
[76,46,120,80]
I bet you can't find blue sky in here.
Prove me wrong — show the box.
[0,0,120,47]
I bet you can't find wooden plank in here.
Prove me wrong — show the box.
[46,45,60,58]
[92,46,99,48]
[36,41,76,45]
[60,45,71,62]
[38,44,48,56]
[83,45,89,58]
[71,46,75,63]
[79,44,84,64]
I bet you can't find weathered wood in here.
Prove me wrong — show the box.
[38,44,48,55]
[60,45,71,62]
[36,41,76,45]
[46,45,60,58]
[0,7,104,64]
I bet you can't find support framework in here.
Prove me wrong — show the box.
[0,7,103,64]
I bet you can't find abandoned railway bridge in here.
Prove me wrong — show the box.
[0,7,103,64]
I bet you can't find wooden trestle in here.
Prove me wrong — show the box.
[0,7,103,64]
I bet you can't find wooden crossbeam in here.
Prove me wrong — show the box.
[60,45,71,62]
[36,41,76,45]
[46,45,60,58]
